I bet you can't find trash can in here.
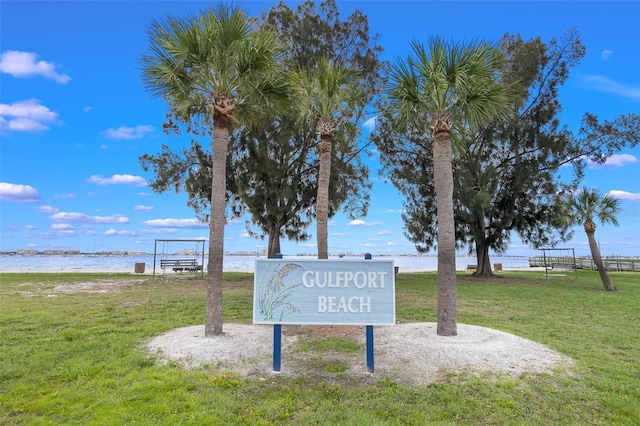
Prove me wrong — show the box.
[134,263,146,273]
[494,263,502,272]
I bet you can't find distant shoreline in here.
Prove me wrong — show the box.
[1,252,534,258]
[2,253,638,273]
[0,266,549,274]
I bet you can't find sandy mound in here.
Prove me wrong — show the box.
[147,322,572,386]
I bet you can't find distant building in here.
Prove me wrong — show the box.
[17,249,38,256]
[44,249,65,255]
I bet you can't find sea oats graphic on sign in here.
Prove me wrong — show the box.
[258,263,303,321]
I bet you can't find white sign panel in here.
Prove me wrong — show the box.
[253,259,395,325]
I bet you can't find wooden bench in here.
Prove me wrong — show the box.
[160,259,198,273]
[552,262,574,270]
[466,264,477,271]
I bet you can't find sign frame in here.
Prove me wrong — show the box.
[253,258,396,326]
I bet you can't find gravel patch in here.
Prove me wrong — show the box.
[371,323,572,385]
[147,322,573,385]
[50,279,145,294]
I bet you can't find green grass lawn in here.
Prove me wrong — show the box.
[1,270,638,425]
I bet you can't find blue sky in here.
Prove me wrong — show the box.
[1,1,639,257]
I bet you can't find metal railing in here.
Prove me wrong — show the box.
[529,256,640,272]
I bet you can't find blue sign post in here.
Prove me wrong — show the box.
[273,324,282,372]
[273,253,283,372]
[366,325,374,373]
[253,256,395,373]
[364,253,374,373]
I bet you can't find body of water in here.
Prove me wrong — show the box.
[0,254,533,273]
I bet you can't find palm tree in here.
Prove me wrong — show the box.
[386,38,513,336]
[562,187,621,291]
[295,57,365,259]
[140,5,287,336]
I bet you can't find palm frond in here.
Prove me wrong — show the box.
[292,56,365,134]
[386,35,514,141]
[563,187,621,227]
[140,5,289,128]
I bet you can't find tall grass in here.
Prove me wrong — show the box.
[0,270,638,424]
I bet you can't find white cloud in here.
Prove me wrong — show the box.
[51,223,74,230]
[0,99,58,132]
[386,241,396,246]
[50,212,130,224]
[134,204,154,212]
[0,182,41,202]
[86,174,147,186]
[35,205,59,213]
[588,154,638,169]
[0,50,71,83]
[143,218,208,228]
[580,75,640,101]
[83,106,93,113]
[377,230,392,235]
[101,125,153,140]
[607,190,640,202]
[348,219,383,227]
[105,229,137,236]
[601,49,614,60]
[363,116,377,131]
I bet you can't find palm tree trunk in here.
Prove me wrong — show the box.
[205,119,230,337]
[586,230,616,291]
[316,133,332,260]
[433,130,457,336]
